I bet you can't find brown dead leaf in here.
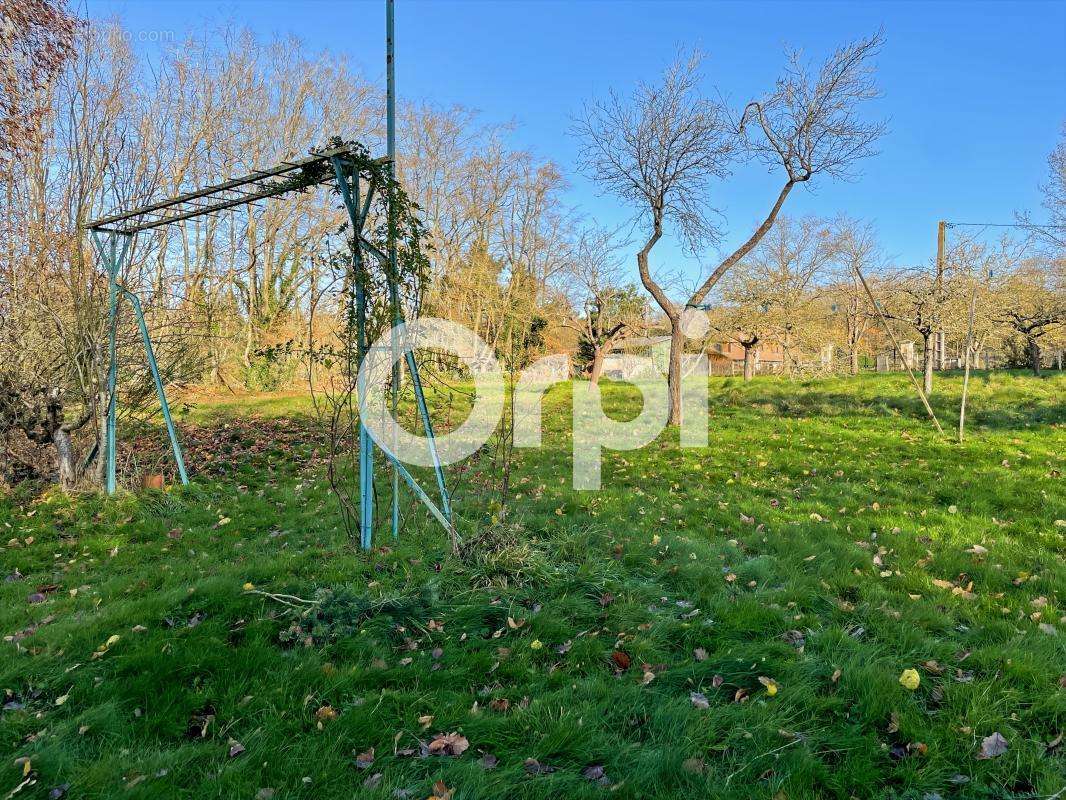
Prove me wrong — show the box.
[428,732,469,757]
[354,747,374,769]
[524,758,556,775]
[977,731,1008,759]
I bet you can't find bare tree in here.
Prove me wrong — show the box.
[879,266,953,395]
[713,217,835,379]
[563,227,644,388]
[1017,124,1065,249]
[829,216,883,374]
[576,35,884,423]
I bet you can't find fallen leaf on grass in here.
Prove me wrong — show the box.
[758,676,778,696]
[428,780,453,800]
[354,747,374,769]
[428,732,469,757]
[690,692,709,709]
[524,758,556,775]
[977,732,1008,759]
[782,630,805,649]
[899,669,920,691]
[581,764,610,786]
[478,753,499,770]
[693,647,708,661]
[611,651,631,670]
[228,740,245,758]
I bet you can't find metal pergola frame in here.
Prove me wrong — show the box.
[83,0,452,550]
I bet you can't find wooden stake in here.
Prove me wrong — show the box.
[935,220,947,370]
[958,281,979,443]
[853,264,946,437]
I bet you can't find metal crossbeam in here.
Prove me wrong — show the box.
[87,147,390,235]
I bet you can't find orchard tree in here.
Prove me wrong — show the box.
[996,257,1065,374]
[829,216,883,374]
[575,35,884,423]
[714,217,835,379]
[880,267,956,395]
[564,227,645,388]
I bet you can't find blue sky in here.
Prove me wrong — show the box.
[86,0,1065,283]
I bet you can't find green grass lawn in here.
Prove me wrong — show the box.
[2,372,1064,799]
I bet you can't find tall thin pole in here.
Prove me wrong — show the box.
[935,220,947,370]
[105,235,119,493]
[958,278,979,443]
[386,0,400,538]
[91,229,130,495]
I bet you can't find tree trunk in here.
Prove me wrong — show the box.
[922,331,934,395]
[743,345,755,381]
[53,427,77,489]
[667,319,683,425]
[94,389,107,487]
[588,346,606,390]
[849,344,859,375]
[1028,337,1041,376]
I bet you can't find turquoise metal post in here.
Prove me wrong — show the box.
[386,0,401,538]
[350,234,453,522]
[91,229,131,495]
[119,288,189,486]
[331,156,374,550]
[354,167,374,550]
[404,350,452,520]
